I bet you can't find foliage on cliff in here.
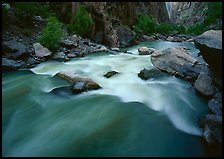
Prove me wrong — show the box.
[37,16,64,51]
[68,5,94,37]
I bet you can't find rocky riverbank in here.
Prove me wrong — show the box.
[148,30,222,147]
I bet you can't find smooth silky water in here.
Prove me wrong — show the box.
[2,41,209,157]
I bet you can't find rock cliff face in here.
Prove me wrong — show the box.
[170,2,207,26]
[82,2,169,47]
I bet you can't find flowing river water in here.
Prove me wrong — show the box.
[2,41,210,157]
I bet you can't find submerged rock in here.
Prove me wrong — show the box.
[194,30,222,75]
[194,72,216,97]
[104,71,119,78]
[138,46,155,55]
[33,43,52,58]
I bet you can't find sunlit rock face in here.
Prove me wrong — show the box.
[169,2,207,26]
[83,2,169,47]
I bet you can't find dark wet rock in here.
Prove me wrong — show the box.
[138,46,155,55]
[33,43,52,58]
[194,30,222,75]
[208,92,222,115]
[85,82,101,90]
[116,26,136,48]
[151,48,198,80]
[177,63,209,82]
[2,40,28,60]
[2,58,23,71]
[72,82,86,94]
[200,114,222,144]
[194,72,216,97]
[52,52,69,62]
[104,71,119,78]
[138,68,166,80]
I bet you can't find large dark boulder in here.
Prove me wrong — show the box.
[194,30,222,75]
[150,48,198,80]
[193,72,216,97]
[2,40,28,60]
[2,58,24,71]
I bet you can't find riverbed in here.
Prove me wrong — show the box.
[2,41,209,157]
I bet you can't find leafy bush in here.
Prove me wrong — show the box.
[68,5,94,37]
[135,15,157,35]
[156,23,185,34]
[37,16,64,51]
[185,23,208,35]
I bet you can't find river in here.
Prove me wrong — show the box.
[2,41,210,157]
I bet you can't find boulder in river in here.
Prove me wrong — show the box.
[55,71,101,92]
[194,30,222,75]
[33,43,52,58]
[104,71,119,78]
[138,46,155,55]
[138,68,166,80]
[193,72,216,97]
[151,48,198,80]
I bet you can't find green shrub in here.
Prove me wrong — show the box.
[37,16,64,51]
[135,15,157,35]
[13,2,52,18]
[68,5,94,37]
[204,2,222,25]
[156,23,185,34]
[185,23,208,35]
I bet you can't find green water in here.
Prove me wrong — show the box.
[2,41,209,157]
